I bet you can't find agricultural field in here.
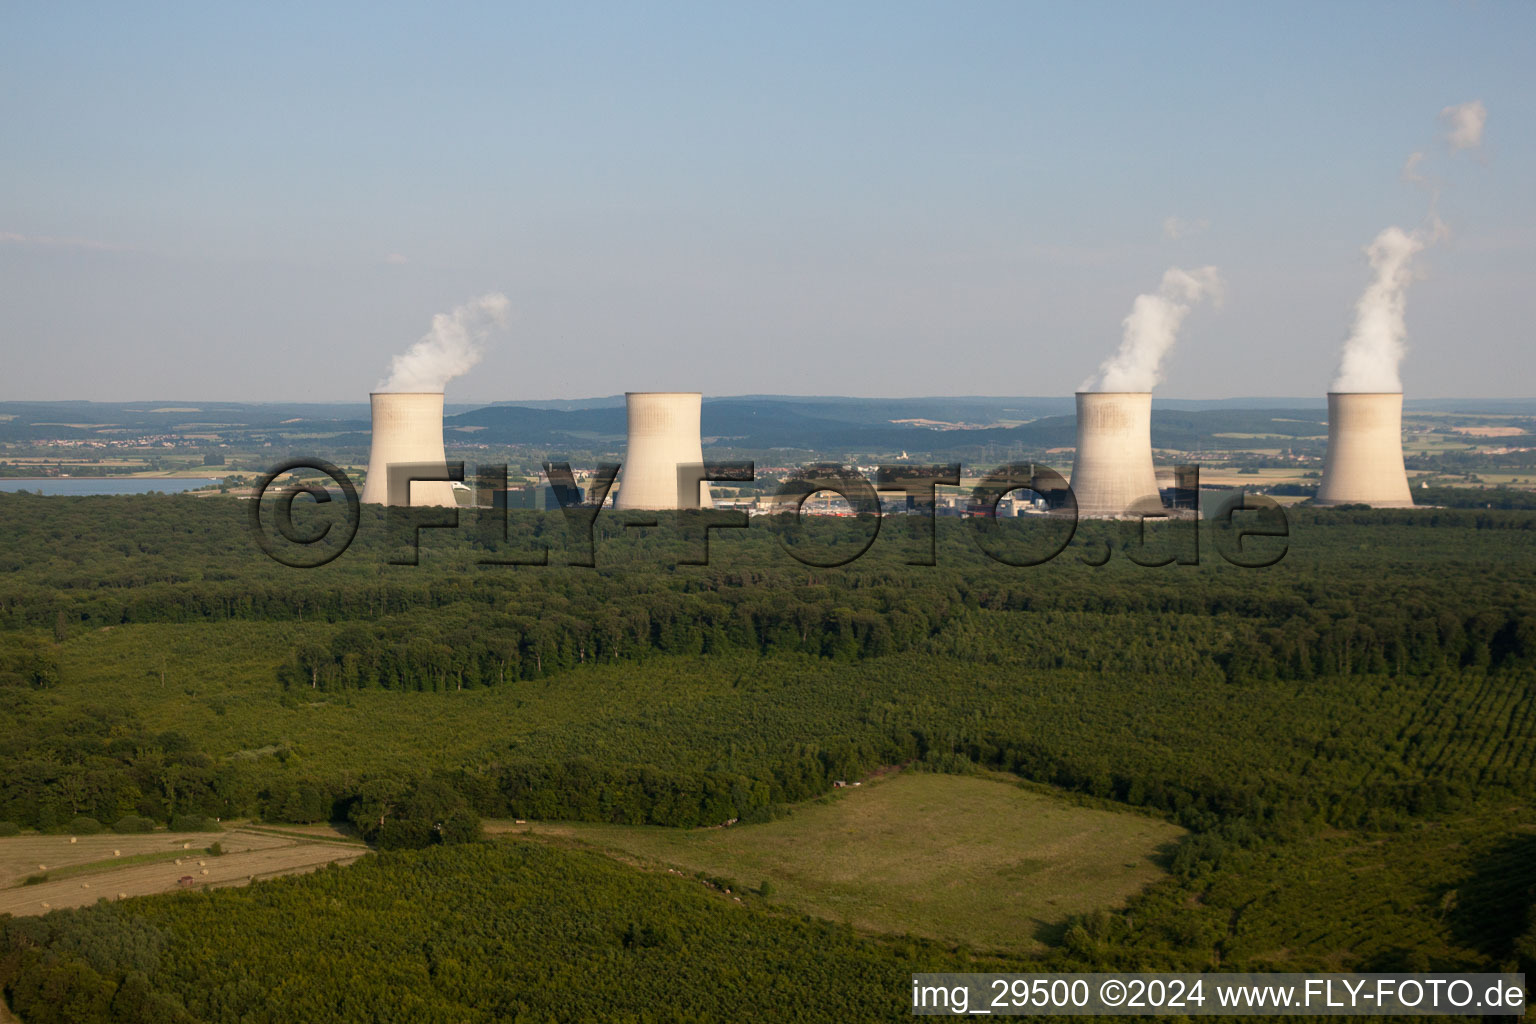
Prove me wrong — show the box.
[1185,465,1313,488]
[502,770,1184,952]
[0,827,365,918]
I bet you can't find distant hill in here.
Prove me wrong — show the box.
[446,400,1333,453]
[1,396,1529,455]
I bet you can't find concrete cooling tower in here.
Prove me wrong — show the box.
[359,392,458,507]
[1316,392,1414,508]
[615,392,712,510]
[1069,392,1162,518]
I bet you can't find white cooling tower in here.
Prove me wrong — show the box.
[615,392,712,510]
[1316,392,1414,508]
[1069,392,1162,518]
[359,392,457,507]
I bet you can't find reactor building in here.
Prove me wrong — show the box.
[359,392,458,507]
[1068,391,1162,518]
[615,392,712,510]
[1315,391,1415,507]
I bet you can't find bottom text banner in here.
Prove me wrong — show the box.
[910,973,1527,1016]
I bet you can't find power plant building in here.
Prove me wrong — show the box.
[1068,391,1163,518]
[1316,391,1415,508]
[360,392,457,507]
[615,392,711,510]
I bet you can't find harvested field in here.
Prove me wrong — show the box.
[0,827,365,917]
[1449,425,1525,437]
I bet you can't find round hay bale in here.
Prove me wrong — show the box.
[39,902,49,909]
[37,864,45,871]
[81,882,89,889]
[117,892,127,899]
[174,859,181,865]
[200,868,209,875]
[113,850,120,856]
[182,843,190,849]
[69,837,77,844]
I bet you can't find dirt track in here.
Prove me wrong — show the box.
[0,827,366,918]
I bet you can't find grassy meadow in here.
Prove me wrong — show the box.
[503,770,1184,952]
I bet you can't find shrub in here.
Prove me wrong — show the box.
[113,815,156,834]
[1062,924,1095,957]
[439,809,482,845]
[170,813,218,833]
[622,920,680,949]
[207,842,224,857]
[68,816,103,835]
[22,873,48,886]
[376,818,435,851]
[0,821,21,836]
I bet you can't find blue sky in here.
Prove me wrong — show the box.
[2,2,1532,401]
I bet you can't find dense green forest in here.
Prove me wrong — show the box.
[2,495,1533,834]
[1,492,1534,1019]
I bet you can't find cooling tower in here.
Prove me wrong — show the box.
[1316,392,1414,508]
[1069,392,1162,518]
[615,392,712,510]
[359,392,457,507]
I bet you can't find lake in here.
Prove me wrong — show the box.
[0,478,221,496]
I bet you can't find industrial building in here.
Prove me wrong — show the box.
[1316,392,1415,507]
[1068,391,1163,518]
[615,392,711,510]
[359,392,457,507]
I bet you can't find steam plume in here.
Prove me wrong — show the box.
[377,293,511,392]
[1332,101,1487,392]
[1331,227,1432,392]
[1082,266,1223,392]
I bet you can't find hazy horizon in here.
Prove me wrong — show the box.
[4,392,1533,410]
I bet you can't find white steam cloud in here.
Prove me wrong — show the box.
[1332,101,1487,393]
[377,293,511,393]
[1331,226,1434,392]
[1082,266,1224,392]
[1440,100,1486,151]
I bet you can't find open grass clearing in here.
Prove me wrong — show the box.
[494,770,1182,953]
